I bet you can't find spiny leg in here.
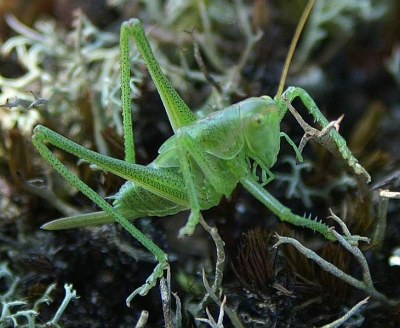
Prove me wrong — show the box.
[174,132,239,236]
[32,126,170,300]
[174,133,223,236]
[121,19,210,235]
[33,126,188,205]
[240,174,336,241]
[119,16,135,163]
[176,140,202,236]
[278,86,371,183]
[121,18,197,132]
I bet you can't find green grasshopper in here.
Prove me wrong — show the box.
[32,0,370,303]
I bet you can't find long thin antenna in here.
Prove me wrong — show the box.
[276,0,315,98]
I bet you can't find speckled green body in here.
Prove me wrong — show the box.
[39,96,281,229]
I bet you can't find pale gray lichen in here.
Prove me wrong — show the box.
[0,262,78,328]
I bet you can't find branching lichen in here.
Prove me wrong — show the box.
[0,262,78,328]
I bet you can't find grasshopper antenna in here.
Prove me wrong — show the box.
[276,0,315,99]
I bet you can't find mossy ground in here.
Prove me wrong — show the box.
[1,1,400,326]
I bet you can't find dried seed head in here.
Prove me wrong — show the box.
[232,228,277,298]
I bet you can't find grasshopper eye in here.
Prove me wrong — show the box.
[252,113,265,126]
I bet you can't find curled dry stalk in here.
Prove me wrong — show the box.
[318,296,370,328]
[273,209,398,306]
[190,217,244,327]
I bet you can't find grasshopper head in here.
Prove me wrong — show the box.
[242,96,280,169]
